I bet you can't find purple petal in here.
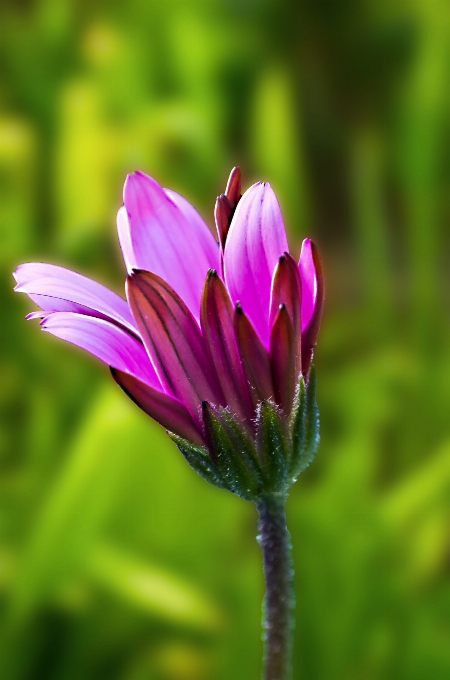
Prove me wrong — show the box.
[301,241,324,376]
[111,369,205,446]
[41,313,159,387]
[214,167,242,251]
[270,253,302,382]
[14,263,136,334]
[127,270,224,422]
[121,172,220,319]
[25,295,95,318]
[214,194,232,251]
[224,182,288,345]
[117,206,134,273]
[269,305,296,415]
[298,239,316,331]
[234,303,274,406]
[225,166,242,207]
[200,271,254,423]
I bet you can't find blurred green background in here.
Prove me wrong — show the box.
[1,0,450,678]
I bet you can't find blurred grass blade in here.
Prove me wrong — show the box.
[86,542,222,631]
[8,385,145,622]
[251,65,309,233]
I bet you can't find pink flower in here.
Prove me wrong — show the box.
[13,168,323,451]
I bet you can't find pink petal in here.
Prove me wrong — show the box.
[200,271,254,423]
[25,295,95,318]
[111,369,205,446]
[298,239,316,331]
[121,172,220,319]
[41,312,159,387]
[300,241,324,376]
[117,206,134,273]
[14,263,136,334]
[127,270,224,422]
[269,305,296,415]
[270,253,302,382]
[214,167,242,251]
[224,182,288,345]
[225,166,242,207]
[234,302,274,406]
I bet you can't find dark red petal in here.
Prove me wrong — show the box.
[201,271,254,423]
[214,194,232,250]
[301,242,324,377]
[225,166,242,207]
[269,305,296,415]
[270,252,302,381]
[127,271,224,422]
[234,303,274,406]
[111,369,205,446]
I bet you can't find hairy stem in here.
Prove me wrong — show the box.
[257,495,294,680]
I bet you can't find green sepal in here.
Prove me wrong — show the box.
[256,400,291,493]
[217,407,263,488]
[168,433,229,491]
[202,402,262,500]
[288,366,320,482]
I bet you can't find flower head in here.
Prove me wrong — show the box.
[14,168,324,499]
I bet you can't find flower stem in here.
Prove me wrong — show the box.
[257,495,294,680]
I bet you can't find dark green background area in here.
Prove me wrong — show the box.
[1,0,450,678]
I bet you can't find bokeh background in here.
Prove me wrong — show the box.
[1,0,450,678]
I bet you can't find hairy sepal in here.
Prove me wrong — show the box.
[256,401,291,494]
[202,403,262,500]
[288,366,319,482]
[168,433,228,491]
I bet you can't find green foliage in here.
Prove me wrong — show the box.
[1,0,450,678]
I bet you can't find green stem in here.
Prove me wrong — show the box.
[256,495,294,680]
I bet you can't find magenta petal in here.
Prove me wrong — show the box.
[117,206,134,273]
[301,241,324,376]
[41,312,159,387]
[234,303,274,406]
[224,182,288,345]
[111,369,205,446]
[122,172,220,319]
[200,271,254,423]
[225,166,242,207]
[127,270,224,422]
[14,263,136,334]
[270,253,302,381]
[25,294,95,317]
[269,305,296,414]
[298,239,317,331]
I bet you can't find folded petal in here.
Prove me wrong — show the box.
[214,167,242,251]
[116,206,134,273]
[200,271,254,423]
[269,305,296,415]
[127,270,224,422]
[111,369,205,446]
[270,253,302,381]
[225,166,242,207]
[298,239,317,331]
[224,182,288,345]
[14,263,136,334]
[214,194,233,251]
[234,302,274,406]
[300,241,324,376]
[25,295,95,319]
[41,313,159,387]
[121,172,220,319]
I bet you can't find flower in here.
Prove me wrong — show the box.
[14,168,324,499]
